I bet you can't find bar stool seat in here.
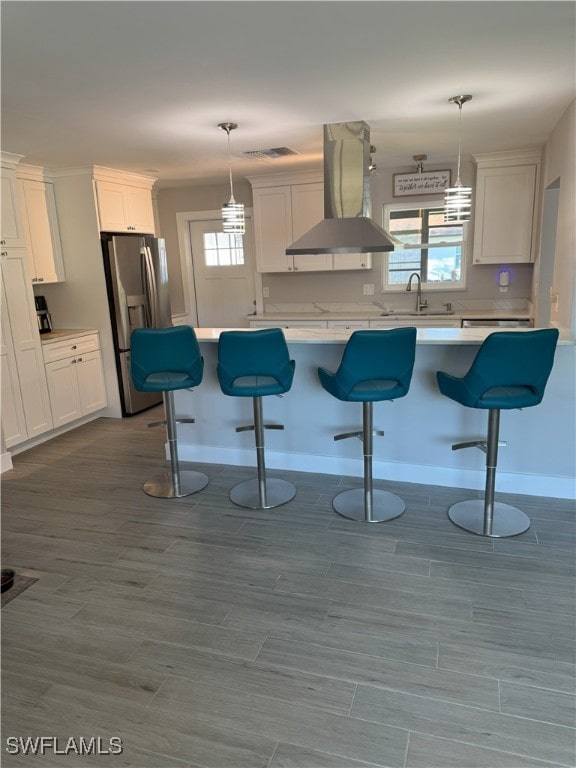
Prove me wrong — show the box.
[436,328,559,537]
[217,328,296,509]
[130,326,209,498]
[318,328,417,523]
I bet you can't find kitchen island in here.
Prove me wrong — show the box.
[173,327,575,499]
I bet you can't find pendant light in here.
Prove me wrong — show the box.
[218,122,245,234]
[444,95,473,223]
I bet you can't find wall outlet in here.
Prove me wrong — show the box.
[363,284,375,295]
[263,287,270,298]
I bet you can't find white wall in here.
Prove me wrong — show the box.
[539,100,575,333]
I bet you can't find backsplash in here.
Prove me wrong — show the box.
[262,299,532,315]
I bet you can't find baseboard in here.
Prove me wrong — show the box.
[1,451,13,474]
[176,444,576,500]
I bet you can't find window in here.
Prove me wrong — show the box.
[202,232,244,266]
[382,200,467,289]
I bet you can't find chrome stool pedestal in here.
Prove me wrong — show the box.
[447,409,529,537]
[230,396,295,509]
[332,402,405,523]
[143,391,208,499]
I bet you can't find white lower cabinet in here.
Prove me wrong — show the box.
[1,303,27,448]
[249,320,328,329]
[327,320,370,329]
[369,317,461,328]
[43,334,107,428]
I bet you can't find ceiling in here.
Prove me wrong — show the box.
[2,1,575,189]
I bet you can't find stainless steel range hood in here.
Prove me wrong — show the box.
[286,121,396,255]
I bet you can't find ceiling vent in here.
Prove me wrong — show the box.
[241,146,299,160]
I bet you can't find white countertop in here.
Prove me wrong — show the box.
[40,329,99,344]
[195,326,574,345]
[248,309,533,322]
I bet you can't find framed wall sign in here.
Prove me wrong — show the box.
[393,170,451,197]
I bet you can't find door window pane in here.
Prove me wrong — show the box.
[202,233,245,267]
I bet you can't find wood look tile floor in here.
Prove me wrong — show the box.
[1,407,575,768]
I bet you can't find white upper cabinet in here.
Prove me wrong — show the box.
[249,172,372,273]
[95,173,155,233]
[1,153,26,247]
[16,166,65,283]
[472,149,541,264]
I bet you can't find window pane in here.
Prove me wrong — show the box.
[383,201,465,288]
[427,246,461,283]
[202,231,245,267]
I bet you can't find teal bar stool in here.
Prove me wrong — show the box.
[217,328,296,509]
[318,327,417,523]
[130,326,209,498]
[436,328,559,537]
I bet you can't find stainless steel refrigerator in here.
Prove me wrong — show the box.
[101,233,172,416]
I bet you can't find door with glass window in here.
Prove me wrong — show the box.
[188,218,255,327]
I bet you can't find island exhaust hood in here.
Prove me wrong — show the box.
[286,121,396,255]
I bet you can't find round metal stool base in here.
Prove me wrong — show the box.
[448,500,530,538]
[143,470,209,499]
[333,488,406,523]
[229,478,296,510]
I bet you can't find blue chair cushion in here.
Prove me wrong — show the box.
[318,328,417,403]
[217,328,295,398]
[436,329,559,410]
[130,326,204,393]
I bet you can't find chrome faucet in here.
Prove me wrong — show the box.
[406,272,427,313]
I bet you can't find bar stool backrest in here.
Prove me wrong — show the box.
[130,326,204,392]
[323,327,417,402]
[439,329,559,409]
[217,328,295,396]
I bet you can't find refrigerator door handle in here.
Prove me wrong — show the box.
[141,246,159,327]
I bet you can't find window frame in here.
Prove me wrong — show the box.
[382,199,468,292]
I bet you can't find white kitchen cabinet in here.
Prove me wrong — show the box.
[17,169,65,283]
[369,317,461,328]
[333,253,372,270]
[1,154,26,248]
[1,248,53,441]
[327,320,370,329]
[472,149,541,264]
[1,276,27,448]
[251,182,329,272]
[43,334,107,428]
[249,173,372,273]
[249,319,328,328]
[95,178,155,233]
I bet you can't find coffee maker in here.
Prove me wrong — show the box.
[35,295,53,334]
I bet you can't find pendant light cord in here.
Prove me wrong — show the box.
[226,127,236,205]
[456,102,463,186]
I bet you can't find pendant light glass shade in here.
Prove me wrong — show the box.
[444,95,473,224]
[219,122,245,235]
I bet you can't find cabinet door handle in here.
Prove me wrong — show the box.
[71,345,77,350]
[71,358,77,364]
[1,251,7,257]
[77,357,83,362]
